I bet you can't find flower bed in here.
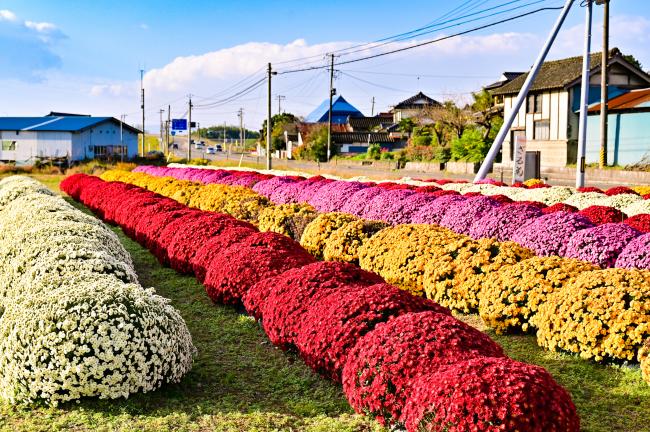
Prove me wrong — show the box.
[2,175,195,405]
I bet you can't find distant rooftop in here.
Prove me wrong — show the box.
[0,116,141,133]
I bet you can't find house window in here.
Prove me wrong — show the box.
[1,140,16,151]
[527,94,542,113]
[534,120,550,141]
[93,145,107,157]
[510,130,525,161]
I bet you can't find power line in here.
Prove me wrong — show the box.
[277,6,564,75]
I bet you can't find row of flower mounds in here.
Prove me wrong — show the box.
[129,165,650,269]
[60,173,580,432]
[0,176,195,406]
[97,169,650,369]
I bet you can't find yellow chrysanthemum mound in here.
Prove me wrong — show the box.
[632,185,650,196]
[536,268,650,361]
[523,178,545,187]
[323,219,388,265]
[478,256,599,335]
[300,212,359,260]
[423,238,534,313]
[639,338,650,385]
[358,224,462,297]
[258,203,318,241]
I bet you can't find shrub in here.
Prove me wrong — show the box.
[624,214,650,233]
[578,205,627,225]
[564,223,641,268]
[339,187,386,217]
[478,257,598,334]
[322,219,388,264]
[439,195,501,235]
[542,202,578,214]
[536,268,650,361]
[258,203,318,241]
[423,238,534,313]
[342,311,504,426]
[468,203,542,241]
[295,284,447,382]
[203,232,315,305]
[401,357,580,432]
[308,181,367,213]
[409,194,466,225]
[300,212,360,259]
[358,225,462,296]
[615,233,650,270]
[510,211,594,256]
[191,225,258,282]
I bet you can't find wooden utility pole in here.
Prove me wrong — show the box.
[266,63,273,170]
[276,95,286,114]
[598,0,609,168]
[140,69,145,157]
[238,108,244,150]
[371,96,375,116]
[327,53,335,161]
[166,105,171,155]
[158,109,164,152]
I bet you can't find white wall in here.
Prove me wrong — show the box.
[70,122,139,160]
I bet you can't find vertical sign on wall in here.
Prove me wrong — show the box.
[512,135,527,184]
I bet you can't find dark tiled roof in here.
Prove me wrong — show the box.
[393,91,441,109]
[332,132,393,144]
[484,72,525,90]
[588,88,650,113]
[492,49,650,95]
[348,116,395,131]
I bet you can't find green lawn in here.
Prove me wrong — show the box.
[0,173,648,432]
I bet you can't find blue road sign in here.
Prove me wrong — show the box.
[171,131,176,136]
[171,119,187,131]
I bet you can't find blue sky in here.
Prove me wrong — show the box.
[1,0,649,130]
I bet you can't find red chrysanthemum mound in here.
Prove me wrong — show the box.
[166,214,256,274]
[203,231,316,305]
[624,214,650,233]
[401,357,580,432]
[577,186,604,194]
[541,202,578,214]
[528,183,552,189]
[132,199,185,244]
[605,186,639,196]
[415,185,441,194]
[511,199,547,209]
[254,261,384,348]
[431,189,460,197]
[191,225,258,282]
[489,194,514,204]
[645,194,650,200]
[578,205,627,225]
[149,210,205,264]
[342,311,505,426]
[295,284,448,382]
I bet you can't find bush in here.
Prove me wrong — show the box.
[300,212,359,259]
[478,257,598,334]
[616,233,650,270]
[367,143,382,160]
[191,225,258,282]
[624,214,650,233]
[342,311,504,426]
[423,238,534,313]
[322,219,388,264]
[564,223,641,268]
[450,128,489,162]
[578,205,627,225]
[469,203,542,241]
[640,338,650,385]
[536,268,650,361]
[439,195,501,235]
[295,284,447,382]
[258,203,318,241]
[401,357,580,432]
[510,212,594,256]
[358,225,463,297]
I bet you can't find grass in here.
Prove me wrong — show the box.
[0,173,648,431]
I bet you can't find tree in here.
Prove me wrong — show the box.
[450,128,490,162]
[294,124,336,162]
[623,54,643,70]
[260,113,299,151]
[471,89,503,142]
[398,118,416,134]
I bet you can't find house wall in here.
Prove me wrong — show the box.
[70,122,139,160]
[0,130,58,163]
[586,111,650,165]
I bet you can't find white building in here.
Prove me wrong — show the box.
[490,49,650,167]
[0,114,140,163]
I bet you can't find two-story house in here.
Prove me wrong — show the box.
[490,48,650,167]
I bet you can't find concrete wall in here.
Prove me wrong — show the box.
[586,111,650,165]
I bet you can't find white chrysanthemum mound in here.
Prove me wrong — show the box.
[623,199,650,216]
[0,176,196,405]
[0,277,195,404]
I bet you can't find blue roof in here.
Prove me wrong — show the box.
[0,116,141,133]
[305,95,364,124]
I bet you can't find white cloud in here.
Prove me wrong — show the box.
[0,9,17,21]
[90,83,131,97]
[23,20,66,43]
[139,23,149,30]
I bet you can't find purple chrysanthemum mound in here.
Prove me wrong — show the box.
[389,193,439,225]
[439,195,501,235]
[252,176,298,199]
[615,233,650,270]
[362,189,415,224]
[511,211,594,257]
[295,179,335,203]
[339,187,386,217]
[468,204,543,241]
[308,181,368,213]
[410,194,467,225]
[564,223,641,268]
[268,180,306,204]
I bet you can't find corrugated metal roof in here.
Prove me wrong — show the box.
[588,88,650,112]
[0,116,141,133]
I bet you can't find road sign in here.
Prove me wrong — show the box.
[171,119,187,131]
[512,135,527,184]
[171,131,176,136]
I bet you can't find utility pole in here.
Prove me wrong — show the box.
[158,109,164,152]
[371,96,375,116]
[187,96,193,160]
[266,63,274,170]
[576,0,593,188]
[327,53,335,161]
[167,105,171,155]
[474,0,576,181]
[276,95,286,114]
[120,114,127,162]
[598,0,609,168]
[140,69,145,157]
[237,108,244,150]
